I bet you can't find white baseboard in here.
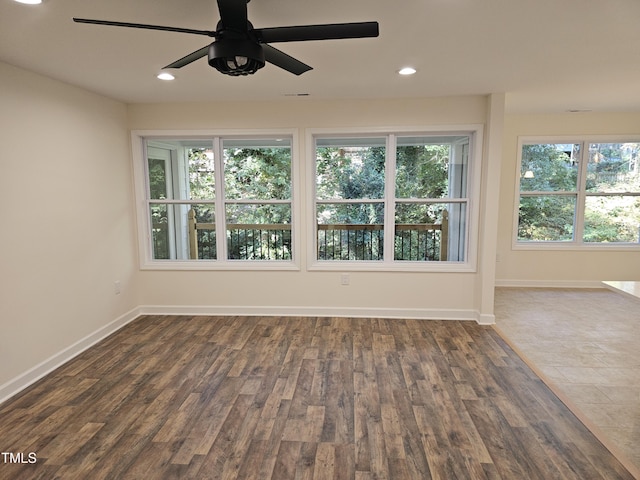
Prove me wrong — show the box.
[476,313,496,325]
[495,279,605,289]
[138,304,480,322]
[0,307,142,406]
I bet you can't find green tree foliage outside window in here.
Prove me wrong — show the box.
[223,147,291,201]
[222,145,292,260]
[518,144,579,241]
[584,143,640,243]
[316,143,386,260]
[148,158,170,259]
[316,139,456,261]
[518,142,640,243]
[146,139,293,261]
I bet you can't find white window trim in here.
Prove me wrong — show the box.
[305,125,483,272]
[131,129,301,271]
[513,135,640,251]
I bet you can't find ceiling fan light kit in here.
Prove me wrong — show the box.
[209,37,265,76]
[73,0,379,77]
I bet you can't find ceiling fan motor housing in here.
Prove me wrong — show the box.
[209,38,265,76]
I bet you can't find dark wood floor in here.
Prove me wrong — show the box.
[0,316,634,479]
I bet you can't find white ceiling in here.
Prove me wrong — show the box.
[3,0,640,113]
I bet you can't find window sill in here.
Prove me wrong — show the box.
[308,260,476,273]
[512,242,640,252]
[140,260,301,271]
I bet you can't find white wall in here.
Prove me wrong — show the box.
[128,95,499,321]
[497,112,640,285]
[0,62,139,396]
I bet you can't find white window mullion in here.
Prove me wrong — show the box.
[213,137,227,261]
[383,135,397,264]
[574,141,588,244]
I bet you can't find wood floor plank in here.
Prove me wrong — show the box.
[272,441,301,479]
[39,421,104,466]
[294,441,317,480]
[0,316,635,479]
[312,442,335,480]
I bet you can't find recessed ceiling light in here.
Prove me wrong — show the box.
[14,0,42,4]
[157,72,175,81]
[398,67,417,76]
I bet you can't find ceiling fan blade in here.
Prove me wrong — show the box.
[262,44,312,76]
[216,0,249,32]
[163,45,210,69]
[73,18,216,37]
[255,21,379,44]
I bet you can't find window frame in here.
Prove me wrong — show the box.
[132,129,301,271]
[306,126,483,272]
[514,135,640,251]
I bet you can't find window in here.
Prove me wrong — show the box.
[310,129,480,269]
[138,134,296,268]
[517,139,640,247]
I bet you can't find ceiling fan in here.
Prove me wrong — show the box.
[73,0,379,76]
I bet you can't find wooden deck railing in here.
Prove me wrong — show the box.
[318,210,448,261]
[188,209,448,261]
[188,209,292,260]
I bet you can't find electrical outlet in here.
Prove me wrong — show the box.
[114,281,121,295]
[340,273,350,286]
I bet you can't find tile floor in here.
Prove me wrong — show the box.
[494,287,640,478]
